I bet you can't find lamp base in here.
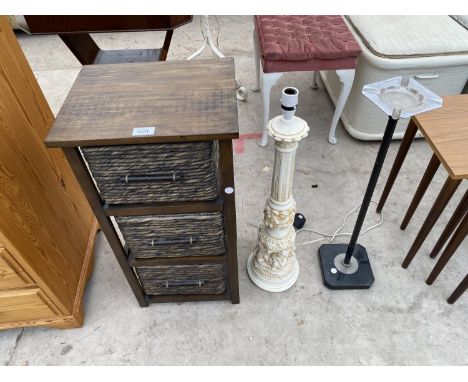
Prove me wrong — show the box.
[247,253,299,292]
[318,244,374,289]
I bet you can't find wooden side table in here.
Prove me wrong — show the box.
[23,15,192,64]
[376,95,468,267]
[45,59,240,306]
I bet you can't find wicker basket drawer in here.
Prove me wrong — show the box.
[81,141,219,204]
[116,212,225,258]
[135,264,226,295]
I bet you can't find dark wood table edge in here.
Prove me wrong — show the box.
[45,133,240,149]
[23,16,193,35]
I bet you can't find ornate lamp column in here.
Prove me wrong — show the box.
[247,87,309,292]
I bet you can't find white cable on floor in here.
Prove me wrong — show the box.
[295,200,383,246]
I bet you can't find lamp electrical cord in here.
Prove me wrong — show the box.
[295,200,384,246]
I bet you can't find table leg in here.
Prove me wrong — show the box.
[219,140,240,304]
[447,274,468,304]
[159,30,173,61]
[402,176,461,268]
[377,118,418,213]
[429,189,468,259]
[426,212,467,285]
[60,31,173,65]
[63,147,148,307]
[400,153,441,230]
[59,33,100,65]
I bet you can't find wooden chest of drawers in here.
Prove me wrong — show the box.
[45,59,240,306]
[0,17,97,330]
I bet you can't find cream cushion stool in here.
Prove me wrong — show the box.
[252,15,361,146]
[321,15,468,141]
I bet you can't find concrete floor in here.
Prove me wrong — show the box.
[1,16,467,365]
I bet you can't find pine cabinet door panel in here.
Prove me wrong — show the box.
[0,288,56,324]
[0,248,34,290]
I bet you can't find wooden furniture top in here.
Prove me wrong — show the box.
[413,94,468,179]
[23,15,192,34]
[46,59,239,147]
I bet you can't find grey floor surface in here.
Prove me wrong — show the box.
[1,16,466,366]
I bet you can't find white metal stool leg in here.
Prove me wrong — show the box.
[259,72,284,147]
[252,27,284,147]
[252,29,261,92]
[312,71,319,90]
[328,69,355,144]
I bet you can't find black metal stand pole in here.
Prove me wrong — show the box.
[343,115,399,265]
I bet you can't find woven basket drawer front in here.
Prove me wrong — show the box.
[116,212,225,258]
[136,264,226,295]
[81,141,219,204]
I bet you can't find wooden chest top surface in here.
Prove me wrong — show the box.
[46,58,239,147]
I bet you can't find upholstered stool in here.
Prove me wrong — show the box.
[252,15,361,146]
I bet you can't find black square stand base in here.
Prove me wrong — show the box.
[318,243,374,290]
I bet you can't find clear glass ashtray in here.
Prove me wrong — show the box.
[362,76,443,118]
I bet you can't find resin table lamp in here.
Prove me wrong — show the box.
[247,87,309,292]
[318,76,443,289]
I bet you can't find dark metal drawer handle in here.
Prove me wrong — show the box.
[151,236,199,246]
[119,172,182,183]
[163,280,205,288]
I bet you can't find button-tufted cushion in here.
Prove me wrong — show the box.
[255,16,361,73]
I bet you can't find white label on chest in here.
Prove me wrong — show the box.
[132,127,155,136]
